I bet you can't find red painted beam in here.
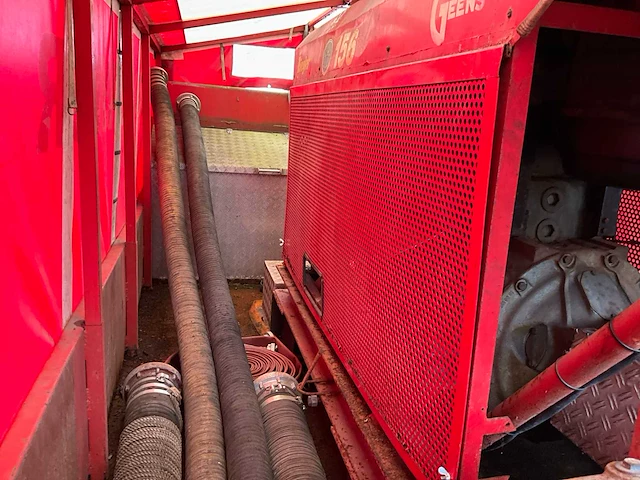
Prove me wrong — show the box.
[309,7,336,27]
[70,0,106,475]
[122,5,139,348]
[141,34,152,287]
[167,82,289,132]
[540,2,640,38]
[150,0,340,34]
[131,6,161,53]
[458,31,538,478]
[161,26,306,53]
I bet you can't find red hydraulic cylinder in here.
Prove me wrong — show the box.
[490,299,640,430]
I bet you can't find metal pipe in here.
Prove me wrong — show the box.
[177,92,272,480]
[255,372,326,480]
[150,68,226,479]
[490,299,640,430]
[114,363,183,480]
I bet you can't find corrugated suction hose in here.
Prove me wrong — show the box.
[177,92,273,480]
[255,372,326,480]
[150,68,226,479]
[114,363,183,480]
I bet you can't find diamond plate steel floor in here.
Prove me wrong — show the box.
[552,359,640,467]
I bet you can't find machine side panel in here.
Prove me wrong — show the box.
[294,0,541,85]
[283,47,502,478]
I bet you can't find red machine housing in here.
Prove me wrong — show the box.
[283,1,640,478]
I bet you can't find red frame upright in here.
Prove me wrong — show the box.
[71,0,107,475]
[122,4,139,347]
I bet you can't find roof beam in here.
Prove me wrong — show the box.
[161,26,305,53]
[150,0,343,34]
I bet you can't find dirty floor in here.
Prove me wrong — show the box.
[107,280,347,479]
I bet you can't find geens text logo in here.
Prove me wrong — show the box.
[430,0,485,46]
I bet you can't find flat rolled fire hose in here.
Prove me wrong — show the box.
[245,344,299,379]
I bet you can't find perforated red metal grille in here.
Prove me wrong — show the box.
[284,80,495,477]
[616,189,640,268]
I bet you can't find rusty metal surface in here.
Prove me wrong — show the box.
[552,360,640,467]
[275,266,411,479]
[273,288,384,480]
[263,260,285,327]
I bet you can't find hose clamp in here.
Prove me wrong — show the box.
[122,362,182,403]
[254,372,302,407]
[176,92,201,112]
[150,67,169,88]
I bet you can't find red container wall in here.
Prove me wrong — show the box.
[0,0,144,443]
[0,0,65,443]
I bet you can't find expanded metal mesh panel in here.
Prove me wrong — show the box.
[616,190,640,268]
[284,80,493,476]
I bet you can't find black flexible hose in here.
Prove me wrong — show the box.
[151,69,226,479]
[177,92,273,480]
[255,373,326,480]
[262,400,326,480]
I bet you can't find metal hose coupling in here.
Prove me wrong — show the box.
[255,372,302,407]
[176,92,201,112]
[122,362,183,429]
[114,362,183,480]
[150,66,169,88]
[255,372,327,480]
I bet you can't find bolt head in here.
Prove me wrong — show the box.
[515,279,528,293]
[605,254,620,268]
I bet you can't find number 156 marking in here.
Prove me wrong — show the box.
[333,28,359,69]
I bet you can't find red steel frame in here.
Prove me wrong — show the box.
[458,31,538,477]
[71,0,107,475]
[70,0,152,475]
[161,26,307,53]
[141,33,153,287]
[122,4,139,348]
[149,0,342,34]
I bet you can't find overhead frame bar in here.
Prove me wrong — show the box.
[161,25,306,53]
[150,0,343,34]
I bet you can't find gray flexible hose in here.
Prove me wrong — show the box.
[151,68,226,479]
[115,363,184,480]
[262,401,326,480]
[114,416,182,480]
[255,373,326,480]
[178,92,272,480]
